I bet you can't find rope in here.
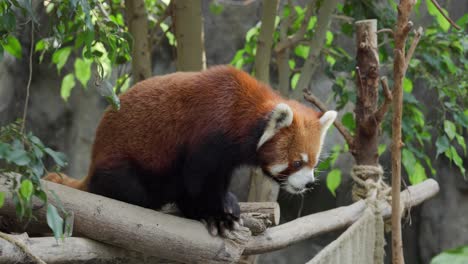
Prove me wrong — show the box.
[350,164,405,233]
[351,165,390,202]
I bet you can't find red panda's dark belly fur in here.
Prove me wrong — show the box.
[85,66,276,218]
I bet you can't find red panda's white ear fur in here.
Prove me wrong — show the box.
[319,110,337,143]
[319,111,337,132]
[257,103,293,150]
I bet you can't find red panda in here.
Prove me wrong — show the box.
[45,65,337,235]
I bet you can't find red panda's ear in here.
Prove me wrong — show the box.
[319,111,337,133]
[257,103,293,149]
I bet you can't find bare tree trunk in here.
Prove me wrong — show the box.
[125,0,152,83]
[354,20,380,165]
[254,0,279,83]
[247,4,280,247]
[391,1,417,263]
[173,0,206,71]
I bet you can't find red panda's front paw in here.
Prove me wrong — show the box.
[202,192,242,237]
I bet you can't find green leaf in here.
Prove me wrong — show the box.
[326,55,336,66]
[3,35,22,58]
[444,120,456,140]
[456,134,466,156]
[288,59,295,70]
[52,47,72,73]
[290,73,300,90]
[294,45,309,59]
[7,149,30,166]
[20,180,33,201]
[435,135,450,157]
[341,112,355,133]
[47,204,64,242]
[44,148,67,167]
[0,192,4,208]
[378,144,387,156]
[96,80,120,110]
[60,74,75,101]
[326,169,342,196]
[209,3,224,15]
[426,0,450,31]
[74,58,92,88]
[35,39,46,52]
[445,146,466,176]
[326,31,334,46]
[403,77,413,93]
[402,149,417,176]
[409,162,427,185]
[431,246,468,264]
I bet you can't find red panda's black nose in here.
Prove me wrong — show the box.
[305,182,314,189]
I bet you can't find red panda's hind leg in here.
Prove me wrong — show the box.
[87,162,155,208]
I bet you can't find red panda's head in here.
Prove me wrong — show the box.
[257,102,337,194]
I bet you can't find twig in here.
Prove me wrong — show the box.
[303,90,354,148]
[20,21,34,135]
[331,14,354,23]
[377,28,394,36]
[429,0,461,30]
[0,232,46,264]
[374,77,392,123]
[274,2,314,53]
[404,27,423,71]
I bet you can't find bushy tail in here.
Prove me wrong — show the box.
[43,172,87,191]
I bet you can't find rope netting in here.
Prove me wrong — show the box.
[308,165,391,264]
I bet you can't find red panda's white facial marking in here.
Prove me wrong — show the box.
[258,107,337,194]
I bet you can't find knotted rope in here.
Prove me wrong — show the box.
[351,165,390,202]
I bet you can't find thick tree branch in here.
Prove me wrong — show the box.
[125,0,152,83]
[303,91,354,148]
[429,0,461,30]
[254,0,279,83]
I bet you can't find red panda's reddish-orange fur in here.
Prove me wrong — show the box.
[44,65,335,234]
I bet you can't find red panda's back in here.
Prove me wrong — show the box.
[89,66,281,174]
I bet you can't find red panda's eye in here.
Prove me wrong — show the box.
[292,160,303,169]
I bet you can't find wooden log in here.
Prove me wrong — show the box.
[243,179,439,255]
[239,202,280,226]
[0,180,250,264]
[0,234,175,264]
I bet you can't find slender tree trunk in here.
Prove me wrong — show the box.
[354,20,380,165]
[248,0,280,205]
[391,1,416,263]
[254,0,279,83]
[125,0,152,83]
[292,0,338,99]
[173,0,206,71]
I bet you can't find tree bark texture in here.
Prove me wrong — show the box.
[173,0,206,71]
[0,234,173,264]
[0,180,249,264]
[125,0,152,83]
[391,1,416,263]
[354,20,380,165]
[254,0,279,83]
